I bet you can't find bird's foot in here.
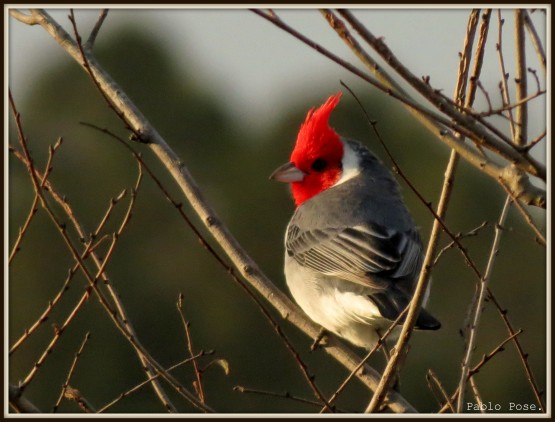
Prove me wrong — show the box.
[310,328,329,351]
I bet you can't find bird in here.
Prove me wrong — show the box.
[270,92,440,350]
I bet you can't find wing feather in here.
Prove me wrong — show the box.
[286,222,422,289]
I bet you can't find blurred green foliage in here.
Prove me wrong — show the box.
[9,24,546,414]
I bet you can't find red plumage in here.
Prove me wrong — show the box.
[289,93,344,206]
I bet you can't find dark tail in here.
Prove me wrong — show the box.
[369,291,441,331]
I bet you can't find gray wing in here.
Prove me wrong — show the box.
[286,222,422,290]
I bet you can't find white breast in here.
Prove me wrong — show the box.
[284,254,397,349]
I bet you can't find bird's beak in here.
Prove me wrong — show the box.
[270,162,306,183]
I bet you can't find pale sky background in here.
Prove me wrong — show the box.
[6,6,548,169]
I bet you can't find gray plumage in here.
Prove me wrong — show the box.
[283,139,440,348]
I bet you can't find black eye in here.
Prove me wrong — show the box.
[311,158,327,172]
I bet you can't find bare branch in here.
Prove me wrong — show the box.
[99,351,214,413]
[335,9,545,180]
[476,89,545,117]
[9,9,39,25]
[455,196,512,411]
[496,10,516,139]
[53,332,92,412]
[9,385,41,413]
[523,130,546,152]
[323,306,409,412]
[439,329,524,413]
[476,80,494,112]
[469,329,523,377]
[485,293,545,410]
[426,370,455,413]
[177,293,206,404]
[466,10,492,107]
[433,221,489,267]
[234,386,348,412]
[85,9,109,48]
[522,9,546,72]
[468,378,485,413]
[500,182,545,245]
[453,9,481,108]
[9,138,62,264]
[514,9,528,146]
[8,232,109,356]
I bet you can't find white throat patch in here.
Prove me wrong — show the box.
[335,140,361,186]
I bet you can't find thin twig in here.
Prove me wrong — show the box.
[527,67,541,92]
[500,181,545,246]
[484,290,545,411]
[476,89,545,117]
[468,378,485,413]
[322,306,409,413]
[476,80,494,112]
[522,131,546,152]
[433,221,489,267]
[426,370,455,413]
[522,9,546,72]
[514,9,528,146]
[8,232,109,356]
[469,329,523,377]
[233,386,348,412]
[335,9,544,179]
[85,9,108,48]
[455,196,512,412]
[9,148,124,355]
[53,332,91,412]
[9,138,62,264]
[496,10,516,139]
[177,293,205,403]
[98,351,213,413]
[439,329,524,413]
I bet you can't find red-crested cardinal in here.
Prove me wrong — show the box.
[270,92,440,349]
